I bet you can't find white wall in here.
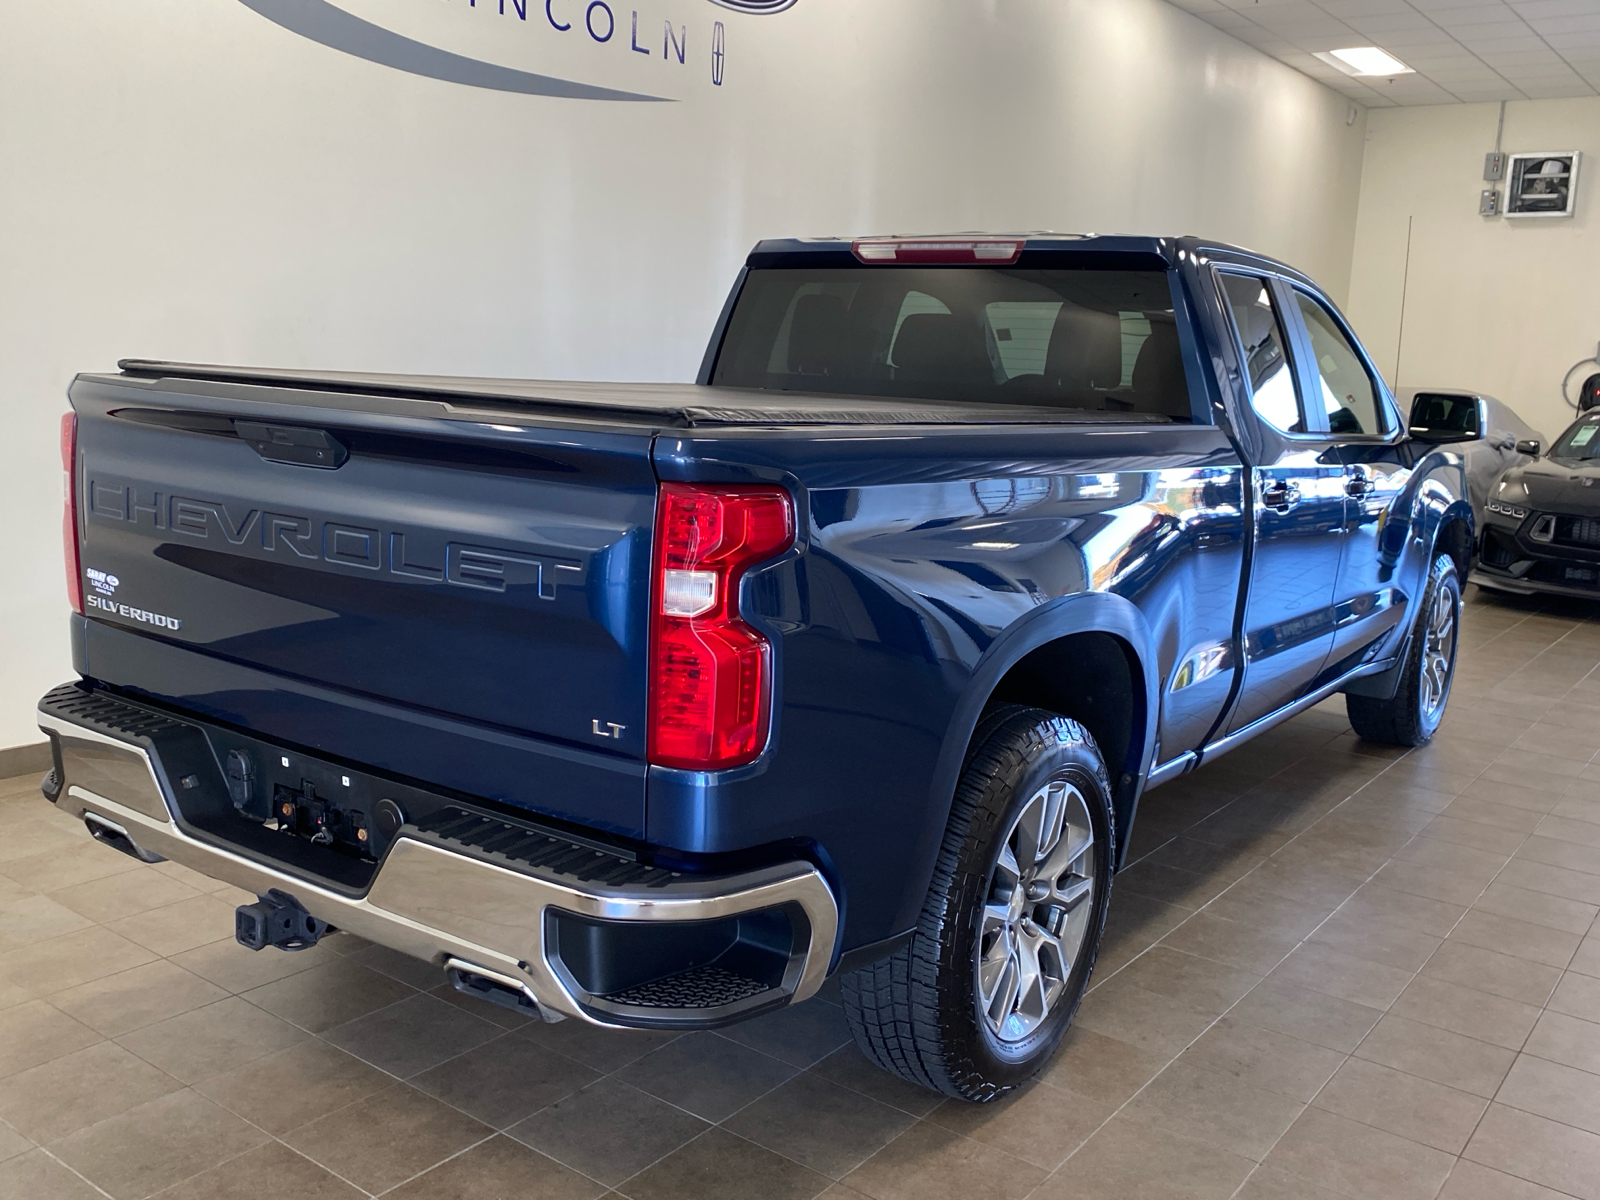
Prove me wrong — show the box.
[1348,97,1600,441]
[0,0,1368,750]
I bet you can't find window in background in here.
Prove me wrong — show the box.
[985,301,1061,379]
[891,292,955,367]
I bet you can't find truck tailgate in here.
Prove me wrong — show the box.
[70,374,657,835]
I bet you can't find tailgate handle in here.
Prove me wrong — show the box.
[234,421,348,469]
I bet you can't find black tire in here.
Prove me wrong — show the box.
[1346,552,1461,746]
[840,705,1115,1101]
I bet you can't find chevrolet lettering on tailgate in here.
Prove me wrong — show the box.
[86,477,584,597]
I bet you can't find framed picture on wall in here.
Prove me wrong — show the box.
[1505,151,1581,218]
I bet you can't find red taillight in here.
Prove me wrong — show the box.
[61,412,82,615]
[648,483,794,770]
[851,237,1024,265]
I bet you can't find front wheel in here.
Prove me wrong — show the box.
[840,706,1115,1101]
[1346,552,1461,746]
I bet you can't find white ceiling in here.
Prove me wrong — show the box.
[1167,0,1600,105]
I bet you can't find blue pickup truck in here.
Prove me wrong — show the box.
[39,234,1476,1101]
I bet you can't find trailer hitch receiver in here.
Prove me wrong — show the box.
[235,888,331,951]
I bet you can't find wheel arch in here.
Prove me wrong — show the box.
[1405,450,1473,576]
[922,593,1158,885]
[1434,500,1475,578]
[1344,493,1472,702]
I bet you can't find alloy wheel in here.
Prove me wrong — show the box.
[976,776,1097,1043]
[1420,581,1457,719]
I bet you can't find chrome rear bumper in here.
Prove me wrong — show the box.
[38,700,838,1029]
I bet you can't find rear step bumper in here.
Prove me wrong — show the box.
[37,692,838,1030]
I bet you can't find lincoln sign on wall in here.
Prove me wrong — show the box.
[237,0,796,100]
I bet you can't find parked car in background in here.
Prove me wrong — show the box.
[40,234,1477,1101]
[1475,406,1600,598]
[1402,388,1545,532]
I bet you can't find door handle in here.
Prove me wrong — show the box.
[1345,469,1373,497]
[1261,480,1301,512]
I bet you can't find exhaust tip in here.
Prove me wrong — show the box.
[84,813,165,864]
[445,958,558,1022]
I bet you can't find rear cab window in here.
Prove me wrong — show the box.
[711,266,1198,421]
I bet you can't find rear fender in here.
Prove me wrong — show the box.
[917,592,1157,888]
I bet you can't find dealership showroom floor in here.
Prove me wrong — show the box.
[0,585,1596,1200]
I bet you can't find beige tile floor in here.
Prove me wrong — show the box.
[4,586,1600,1199]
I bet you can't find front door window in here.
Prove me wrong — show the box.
[1293,292,1384,436]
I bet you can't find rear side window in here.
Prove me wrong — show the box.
[1218,273,1302,434]
[712,267,1195,420]
[1293,292,1386,435]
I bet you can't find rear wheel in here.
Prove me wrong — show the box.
[1346,552,1460,746]
[841,706,1115,1101]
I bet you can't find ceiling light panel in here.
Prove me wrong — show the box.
[1313,45,1416,74]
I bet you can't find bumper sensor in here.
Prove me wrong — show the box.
[235,889,331,952]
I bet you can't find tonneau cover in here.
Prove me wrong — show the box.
[115,359,1166,428]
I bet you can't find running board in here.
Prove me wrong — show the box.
[1199,661,1388,762]
[1144,753,1197,790]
